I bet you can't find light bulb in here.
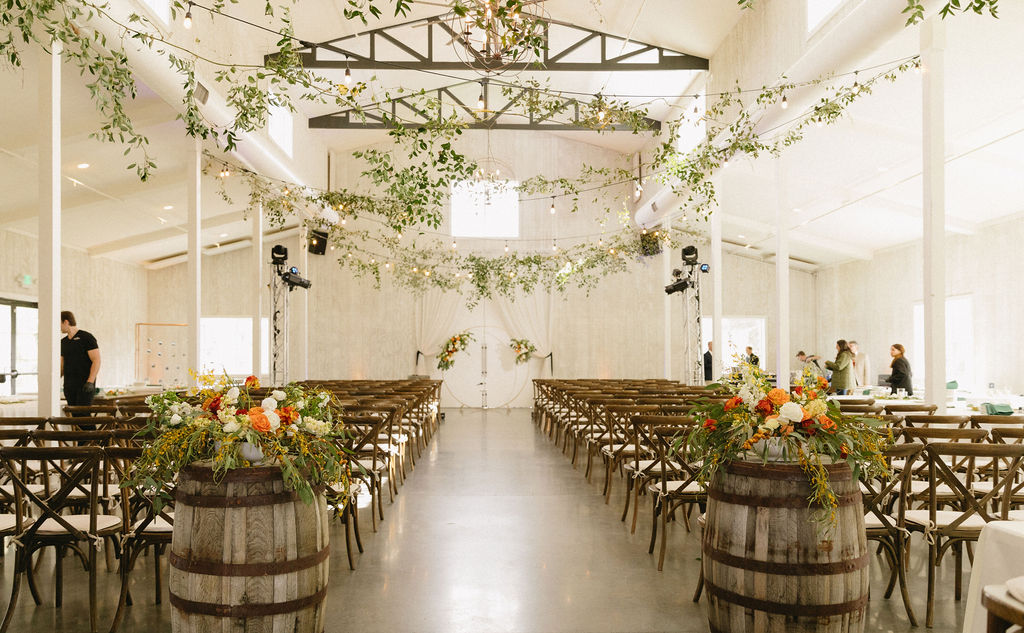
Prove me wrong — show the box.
[504,243,509,253]
[597,109,605,122]
[781,95,788,109]
[552,243,558,251]
[183,5,193,29]
[477,93,485,110]
[344,67,352,85]
[452,241,458,249]
[549,200,556,215]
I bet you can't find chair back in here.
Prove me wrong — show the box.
[917,443,1024,528]
[904,415,970,429]
[884,403,938,416]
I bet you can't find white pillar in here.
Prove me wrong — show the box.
[710,210,724,380]
[662,247,672,379]
[775,203,791,392]
[37,41,62,417]
[251,202,264,380]
[297,228,310,380]
[186,138,202,383]
[922,18,947,412]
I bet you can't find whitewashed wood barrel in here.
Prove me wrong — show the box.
[169,465,330,633]
[702,460,868,633]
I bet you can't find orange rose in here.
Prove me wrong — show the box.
[767,388,789,406]
[801,407,811,421]
[818,414,836,433]
[248,406,271,432]
[244,375,260,388]
[780,423,794,435]
[724,396,743,411]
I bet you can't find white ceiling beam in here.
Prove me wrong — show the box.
[870,196,976,234]
[0,167,186,227]
[2,101,178,154]
[87,210,249,257]
[143,226,299,270]
[722,213,873,261]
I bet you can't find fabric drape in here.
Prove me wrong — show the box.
[492,292,553,374]
[414,289,460,373]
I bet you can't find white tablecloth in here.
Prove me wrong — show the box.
[963,521,1024,633]
[0,399,38,417]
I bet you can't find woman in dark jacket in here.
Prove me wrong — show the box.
[887,343,913,396]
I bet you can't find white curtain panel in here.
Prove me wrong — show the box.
[414,289,461,373]
[493,291,554,372]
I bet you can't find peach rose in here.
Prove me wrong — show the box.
[248,406,271,433]
[767,388,790,406]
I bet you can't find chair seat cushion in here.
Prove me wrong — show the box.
[904,510,987,531]
[0,483,46,496]
[33,514,121,535]
[623,459,681,474]
[0,514,16,533]
[132,512,173,533]
[647,480,702,495]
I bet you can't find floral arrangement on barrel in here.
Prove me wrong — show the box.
[437,330,475,371]
[128,373,348,510]
[686,361,892,528]
[509,338,537,365]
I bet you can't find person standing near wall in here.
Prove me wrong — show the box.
[704,342,713,382]
[60,310,101,408]
[886,343,913,396]
[849,340,871,387]
[825,339,855,395]
[795,351,824,377]
[744,346,760,368]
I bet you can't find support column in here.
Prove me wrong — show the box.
[662,246,672,379]
[186,138,202,383]
[922,18,947,412]
[775,162,791,391]
[251,202,264,380]
[37,41,62,417]
[297,228,309,380]
[775,203,791,392]
[710,210,724,380]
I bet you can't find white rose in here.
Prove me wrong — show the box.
[779,401,804,423]
[294,400,305,410]
[168,413,182,426]
[762,418,781,432]
[272,390,287,401]
[261,397,278,411]
[223,420,241,434]
[225,386,240,403]
[265,410,281,431]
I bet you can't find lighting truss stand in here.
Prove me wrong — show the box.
[270,267,290,386]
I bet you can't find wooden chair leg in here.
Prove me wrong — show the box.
[109,545,136,633]
[620,478,633,521]
[55,545,65,608]
[352,502,364,553]
[896,535,918,627]
[154,545,163,605]
[649,497,660,555]
[926,539,937,628]
[692,565,705,602]
[954,541,963,601]
[26,550,43,605]
[630,479,642,534]
[0,548,26,633]
[89,546,98,633]
[658,499,669,571]
[344,505,356,571]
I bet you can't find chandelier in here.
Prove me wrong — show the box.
[447,0,548,76]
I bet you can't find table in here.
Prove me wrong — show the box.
[964,522,1024,633]
[0,398,38,417]
[982,585,1024,632]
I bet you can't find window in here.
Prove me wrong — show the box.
[200,317,270,377]
[701,316,767,369]
[807,0,843,32]
[267,96,293,157]
[912,295,974,390]
[0,299,38,396]
[677,90,706,155]
[139,0,170,25]
[450,180,519,238]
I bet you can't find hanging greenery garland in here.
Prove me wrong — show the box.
[509,339,537,365]
[437,331,475,371]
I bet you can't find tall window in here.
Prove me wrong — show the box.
[450,180,520,238]
[912,295,974,390]
[677,90,706,155]
[200,317,270,376]
[267,96,294,157]
[0,299,38,396]
[701,316,767,369]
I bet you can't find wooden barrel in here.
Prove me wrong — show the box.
[702,460,868,633]
[169,464,330,633]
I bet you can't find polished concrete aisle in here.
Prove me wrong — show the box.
[0,408,967,632]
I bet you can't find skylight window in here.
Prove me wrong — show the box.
[139,0,170,25]
[807,0,843,32]
[450,180,520,238]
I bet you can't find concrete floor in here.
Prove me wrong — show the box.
[0,408,967,632]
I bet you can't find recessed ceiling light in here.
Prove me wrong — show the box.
[76,163,90,169]
[737,234,746,239]
[219,232,228,238]
[157,217,167,224]
[792,207,801,214]
[163,205,174,210]
[877,166,889,173]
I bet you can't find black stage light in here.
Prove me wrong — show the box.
[271,244,288,265]
[682,245,699,265]
[700,263,710,273]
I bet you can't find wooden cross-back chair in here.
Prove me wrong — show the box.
[0,445,122,633]
[902,443,1024,627]
[884,403,938,416]
[624,415,697,535]
[601,404,661,503]
[648,424,706,571]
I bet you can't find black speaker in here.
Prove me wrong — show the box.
[307,230,328,256]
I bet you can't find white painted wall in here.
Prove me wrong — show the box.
[0,229,148,389]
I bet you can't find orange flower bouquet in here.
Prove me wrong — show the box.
[127,373,347,509]
[437,330,475,371]
[687,361,891,527]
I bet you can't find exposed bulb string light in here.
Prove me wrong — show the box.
[183,2,193,29]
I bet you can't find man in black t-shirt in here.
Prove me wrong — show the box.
[60,310,101,407]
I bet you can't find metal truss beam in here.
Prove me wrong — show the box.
[268,14,708,73]
[309,79,662,132]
